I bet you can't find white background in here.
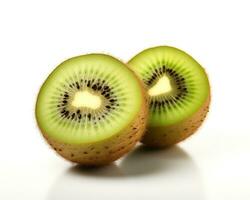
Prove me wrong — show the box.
[0,0,250,199]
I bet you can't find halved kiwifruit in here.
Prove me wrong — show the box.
[128,46,210,147]
[36,54,148,165]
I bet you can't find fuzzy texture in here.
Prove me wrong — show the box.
[141,93,210,148]
[37,78,149,166]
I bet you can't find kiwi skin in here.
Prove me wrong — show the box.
[35,59,149,166]
[141,93,210,148]
[127,46,211,148]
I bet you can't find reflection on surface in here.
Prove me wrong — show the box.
[69,163,123,177]
[47,145,204,200]
[120,145,194,176]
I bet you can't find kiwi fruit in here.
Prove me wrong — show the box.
[36,54,148,166]
[128,46,210,147]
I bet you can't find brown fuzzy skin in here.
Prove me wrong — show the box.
[37,78,149,166]
[141,93,210,148]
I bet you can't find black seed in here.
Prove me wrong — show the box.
[105,94,110,98]
[87,113,91,120]
[71,113,75,119]
[173,98,178,103]
[98,86,102,90]
[61,110,66,114]
[92,84,97,90]
[170,99,175,105]
[63,100,67,104]
[106,105,111,109]
[64,94,69,98]
[78,114,82,119]
[77,109,80,114]
[76,82,80,89]
[101,91,106,95]
[87,80,91,87]
[65,111,69,116]
[105,88,111,93]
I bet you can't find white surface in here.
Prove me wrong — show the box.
[0,0,250,199]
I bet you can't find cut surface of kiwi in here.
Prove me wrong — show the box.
[128,46,210,147]
[36,54,148,165]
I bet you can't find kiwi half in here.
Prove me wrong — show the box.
[128,46,210,147]
[36,54,148,166]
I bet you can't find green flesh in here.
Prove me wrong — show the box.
[36,54,143,144]
[128,46,210,127]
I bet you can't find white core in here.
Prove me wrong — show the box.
[148,75,172,96]
[71,90,102,109]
